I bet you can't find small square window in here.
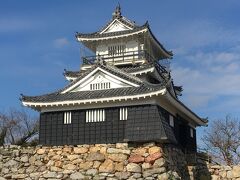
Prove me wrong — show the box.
[190,128,194,138]
[64,112,72,124]
[169,115,174,127]
[120,107,128,120]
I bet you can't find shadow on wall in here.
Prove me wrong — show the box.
[191,152,211,180]
[162,144,211,180]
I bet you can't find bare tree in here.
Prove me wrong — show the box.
[0,108,39,146]
[202,115,240,165]
[0,112,17,145]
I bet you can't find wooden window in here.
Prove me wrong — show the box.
[169,115,174,127]
[90,82,111,90]
[86,109,105,123]
[64,112,71,124]
[120,107,128,120]
[190,128,194,138]
[108,44,126,56]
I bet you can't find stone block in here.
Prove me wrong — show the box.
[86,169,98,176]
[114,162,124,171]
[99,159,115,173]
[11,174,27,179]
[70,172,85,180]
[108,153,128,162]
[79,161,93,170]
[115,172,131,179]
[116,143,128,149]
[87,152,105,161]
[232,166,240,178]
[142,162,151,169]
[153,158,166,167]
[126,163,141,173]
[107,148,130,155]
[143,167,166,178]
[145,152,162,163]
[132,148,147,156]
[148,146,161,154]
[63,164,77,170]
[128,154,144,163]
[36,149,45,155]
[73,147,88,154]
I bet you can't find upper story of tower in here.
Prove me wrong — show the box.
[76,5,173,70]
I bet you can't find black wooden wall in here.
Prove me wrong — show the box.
[40,108,125,145]
[39,104,197,153]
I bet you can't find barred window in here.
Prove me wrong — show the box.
[86,109,105,123]
[120,107,128,120]
[64,112,72,124]
[90,82,111,90]
[108,44,126,56]
[169,115,174,127]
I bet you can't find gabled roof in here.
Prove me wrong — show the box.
[21,84,164,104]
[64,63,155,79]
[62,61,143,92]
[75,6,173,59]
[21,61,157,103]
[76,23,148,40]
[21,61,207,126]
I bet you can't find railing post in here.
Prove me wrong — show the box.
[133,51,135,63]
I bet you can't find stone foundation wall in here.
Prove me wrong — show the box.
[0,143,188,180]
[0,143,239,180]
[196,163,240,180]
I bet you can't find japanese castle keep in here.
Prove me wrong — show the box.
[21,5,207,153]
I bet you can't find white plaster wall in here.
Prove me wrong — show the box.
[96,45,108,55]
[126,40,138,52]
[72,71,131,92]
[104,21,130,33]
[96,40,139,62]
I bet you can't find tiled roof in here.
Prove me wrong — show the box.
[21,62,163,103]
[76,23,148,39]
[64,64,155,78]
[119,64,154,73]
[61,62,143,92]
[76,22,172,58]
[99,16,137,33]
[21,84,163,103]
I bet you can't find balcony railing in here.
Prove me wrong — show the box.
[82,50,154,65]
[82,50,169,75]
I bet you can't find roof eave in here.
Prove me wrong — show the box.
[164,91,207,126]
[21,88,167,109]
[76,28,148,42]
[147,26,173,59]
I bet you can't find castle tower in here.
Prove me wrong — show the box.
[21,6,207,153]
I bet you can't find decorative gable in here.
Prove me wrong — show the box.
[100,19,133,34]
[62,67,139,93]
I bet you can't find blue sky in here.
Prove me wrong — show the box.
[1,1,240,143]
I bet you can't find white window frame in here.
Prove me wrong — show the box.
[120,107,128,121]
[86,109,105,123]
[169,115,174,127]
[64,112,72,124]
[90,82,111,91]
[190,128,194,138]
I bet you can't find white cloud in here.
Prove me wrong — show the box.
[160,19,240,54]
[0,17,42,32]
[53,38,69,48]
[171,32,240,109]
